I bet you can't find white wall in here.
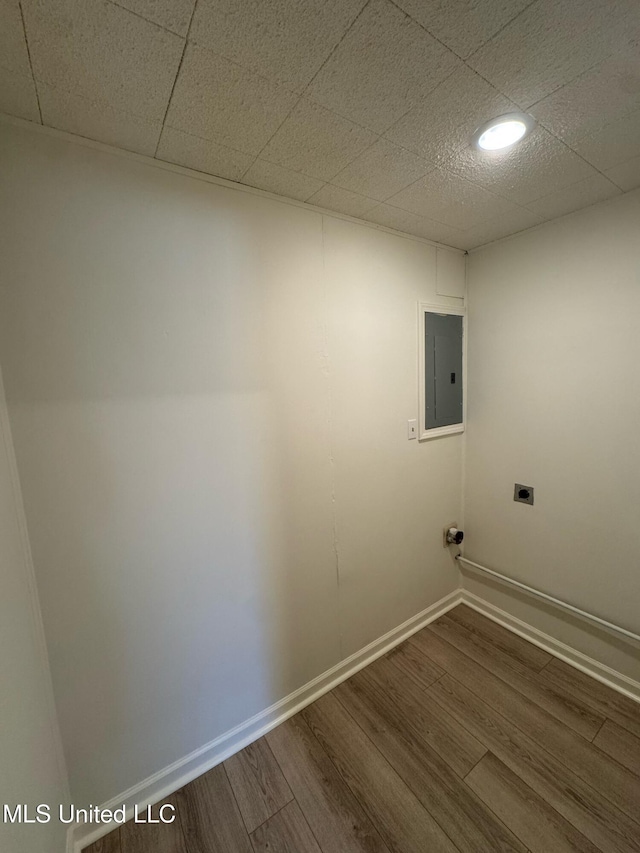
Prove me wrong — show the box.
[0,368,69,853]
[0,122,464,808]
[465,190,640,681]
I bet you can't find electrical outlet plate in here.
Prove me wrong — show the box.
[514,484,534,505]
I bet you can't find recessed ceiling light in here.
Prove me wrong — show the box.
[473,112,535,151]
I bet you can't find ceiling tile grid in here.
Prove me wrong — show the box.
[188,0,368,93]
[386,168,519,230]
[445,126,600,206]
[259,98,378,182]
[530,46,640,147]
[0,0,40,120]
[0,0,639,249]
[304,0,461,134]
[112,0,197,36]
[330,138,434,201]
[21,0,185,120]
[384,64,516,167]
[605,156,640,192]
[466,0,640,109]
[156,125,254,179]
[391,0,533,60]
[306,184,379,218]
[39,83,163,155]
[363,202,468,246]
[525,173,622,221]
[163,42,299,155]
[0,66,40,122]
[240,159,324,202]
[573,109,640,174]
[1,0,33,77]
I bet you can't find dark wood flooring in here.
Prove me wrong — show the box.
[86,605,640,853]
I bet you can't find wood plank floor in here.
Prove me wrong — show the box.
[86,605,640,853]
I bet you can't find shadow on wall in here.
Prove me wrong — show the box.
[0,144,340,807]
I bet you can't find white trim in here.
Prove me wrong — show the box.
[420,423,464,440]
[0,112,465,255]
[70,582,640,851]
[460,590,640,704]
[418,301,466,441]
[71,589,463,852]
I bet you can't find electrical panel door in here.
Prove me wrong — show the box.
[425,312,463,429]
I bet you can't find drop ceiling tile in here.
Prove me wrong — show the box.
[467,0,640,109]
[306,184,378,217]
[463,206,544,249]
[21,0,184,120]
[531,48,640,145]
[111,0,196,35]
[156,126,254,180]
[447,126,597,205]
[0,68,39,122]
[190,0,367,92]
[364,202,423,231]
[331,138,433,201]
[363,203,467,246]
[525,174,622,220]
[305,0,460,134]
[385,65,515,166]
[240,160,323,201]
[392,0,531,59]
[164,43,299,156]
[572,108,640,172]
[39,83,161,154]
[260,99,378,181]
[387,167,516,229]
[1,0,32,76]
[605,155,640,191]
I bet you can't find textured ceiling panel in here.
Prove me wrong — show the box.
[190,0,367,92]
[605,156,640,192]
[1,0,32,76]
[387,168,518,229]
[1,0,639,249]
[531,48,640,146]
[384,65,515,167]
[156,125,254,180]
[306,184,378,218]
[164,43,298,155]
[364,203,468,246]
[447,127,598,205]
[525,173,622,220]
[39,84,161,154]
[240,160,324,202]
[574,109,640,173]
[392,0,531,59]
[330,138,433,202]
[22,0,184,120]
[305,0,460,134]
[113,0,196,35]
[0,0,39,119]
[260,99,377,181]
[461,205,544,249]
[467,0,640,109]
[0,68,40,122]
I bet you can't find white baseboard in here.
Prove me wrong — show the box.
[71,588,463,852]
[72,585,640,851]
[461,590,640,704]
